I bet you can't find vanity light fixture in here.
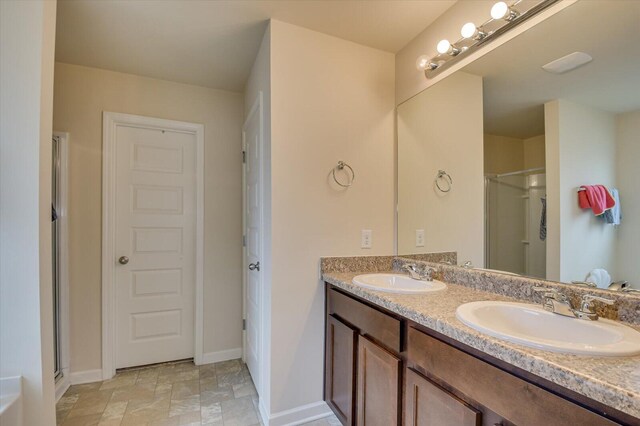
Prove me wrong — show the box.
[436,39,461,56]
[417,0,561,79]
[415,55,438,71]
[460,22,487,40]
[491,1,520,21]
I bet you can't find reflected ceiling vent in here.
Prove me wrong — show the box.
[542,52,593,74]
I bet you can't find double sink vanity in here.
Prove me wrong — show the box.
[321,255,640,426]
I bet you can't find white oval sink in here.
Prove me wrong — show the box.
[352,273,446,294]
[456,301,640,356]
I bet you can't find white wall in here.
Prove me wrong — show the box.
[52,63,244,373]
[266,19,395,420]
[397,72,484,265]
[545,99,617,283]
[615,110,640,288]
[0,0,57,424]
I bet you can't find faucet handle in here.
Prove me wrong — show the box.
[533,286,558,296]
[580,294,614,309]
[576,294,614,320]
[532,287,568,302]
[571,280,597,288]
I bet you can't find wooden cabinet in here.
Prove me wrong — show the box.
[407,327,619,426]
[325,315,357,425]
[357,336,401,426]
[405,368,480,426]
[325,288,402,426]
[325,285,630,426]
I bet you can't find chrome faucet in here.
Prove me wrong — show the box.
[461,261,474,269]
[403,263,435,281]
[533,287,614,321]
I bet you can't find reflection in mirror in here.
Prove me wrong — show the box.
[397,0,640,292]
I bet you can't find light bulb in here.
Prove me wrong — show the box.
[461,22,478,39]
[491,1,509,19]
[437,39,452,54]
[415,55,432,71]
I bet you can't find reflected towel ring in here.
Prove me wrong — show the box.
[435,170,453,193]
[332,161,355,188]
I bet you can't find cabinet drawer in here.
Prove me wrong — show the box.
[405,368,480,426]
[328,288,401,352]
[407,327,619,426]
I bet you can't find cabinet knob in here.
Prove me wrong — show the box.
[249,262,260,271]
[118,256,129,265]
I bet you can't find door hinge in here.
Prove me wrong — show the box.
[242,235,246,247]
[242,319,246,331]
[242,150,246,163]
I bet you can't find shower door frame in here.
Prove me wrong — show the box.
[53,132,70,400]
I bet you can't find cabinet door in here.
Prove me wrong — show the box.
[357,336,401,426]
[405,368,481,426]
[326,315,358,425]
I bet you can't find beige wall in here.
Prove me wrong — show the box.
[53,63,244,373]
[397,72,484,266]
[484,134,525,175]
[615,110,640,288]
[524,134,545,170]
[0,0,57,424]
[545,99,616,283]
[268,20,395,415]
[484,133,545,174]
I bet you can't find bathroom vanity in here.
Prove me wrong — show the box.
[322,258,640,426]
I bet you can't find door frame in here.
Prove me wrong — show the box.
[241,93,264,395]
[101,112,204,379]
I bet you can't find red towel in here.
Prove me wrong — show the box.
[579,185,616,215]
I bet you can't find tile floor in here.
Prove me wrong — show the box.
[56,359,340,426]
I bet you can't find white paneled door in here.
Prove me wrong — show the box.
[114,123,196,368]
[243,95,263,392]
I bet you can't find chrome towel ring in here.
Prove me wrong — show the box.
[435,169,452,193]
[332,161,355,188]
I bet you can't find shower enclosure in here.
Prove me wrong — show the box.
[485,168,546,278]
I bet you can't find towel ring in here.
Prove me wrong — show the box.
[332,161,355,188]
[435,170,452,193]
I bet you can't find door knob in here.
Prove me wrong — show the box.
[118,256,129,265]
[248,262,260,271]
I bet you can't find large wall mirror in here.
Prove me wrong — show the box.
[397,0,640,292]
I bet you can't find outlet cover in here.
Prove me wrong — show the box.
[361,229,372,249]
[416,229,425,247]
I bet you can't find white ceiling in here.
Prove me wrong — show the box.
[55,0,455,92]
[463,0,640,139]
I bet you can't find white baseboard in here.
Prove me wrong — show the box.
[55,373,70,401]
[264,401,332,426]
[200,348,243,365]
[69,369,103,385]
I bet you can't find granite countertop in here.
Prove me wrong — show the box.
[323,270,640,419]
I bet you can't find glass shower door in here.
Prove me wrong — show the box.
[52,136,61,381]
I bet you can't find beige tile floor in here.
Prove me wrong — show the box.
[56,359,340,426]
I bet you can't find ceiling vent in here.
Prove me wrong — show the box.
[542,52,593,74]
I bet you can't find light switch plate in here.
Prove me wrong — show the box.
[361,229,372,249]
[416,229,425,247]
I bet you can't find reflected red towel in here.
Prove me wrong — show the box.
[579,185,616,215]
